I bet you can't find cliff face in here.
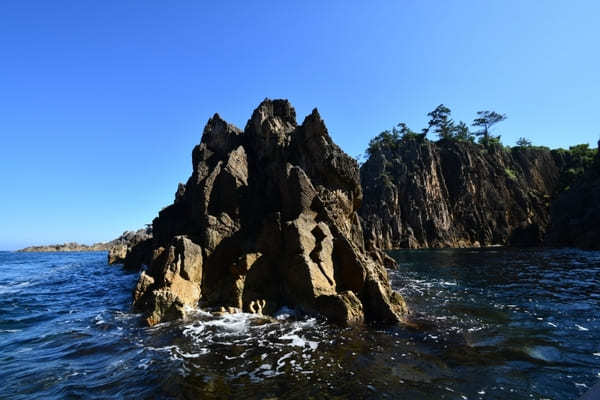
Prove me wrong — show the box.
[360,139,562,249]
[546,156,600,249]
[127,99,407,326]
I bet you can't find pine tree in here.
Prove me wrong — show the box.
[472,110,507,145]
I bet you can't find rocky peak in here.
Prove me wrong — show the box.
[245,99,297,160]
[194,113,243,160]
[124,99,408,327]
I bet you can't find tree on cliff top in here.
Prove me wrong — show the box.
[472,110,507,146]
[366,130,400,157]
[395,122,422,140]
[427,104,455,140]
[454,121,475,142]
[366,123,424,157]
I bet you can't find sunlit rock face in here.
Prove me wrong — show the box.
[360,139,562,250]
[127,99,408,326]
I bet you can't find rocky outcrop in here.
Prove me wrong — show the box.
[132,236,203,325]
[360,139,562,249]
[125,99,408,326]
[107,227,153,268]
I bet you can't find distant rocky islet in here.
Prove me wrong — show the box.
[18,228,152,254]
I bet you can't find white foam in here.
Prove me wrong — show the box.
[576,324,589,331]
[274,306,296,320]
[277,352,294,369]
[175,348,209,358]
[0,281,31,295]
[149,307,326,382]
[440,281,457,286]
[279,332,318,349]
[279,321,319,350]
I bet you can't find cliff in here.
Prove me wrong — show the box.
[546,151,600,249]
[123,99,408,326]
[359,138,563,249]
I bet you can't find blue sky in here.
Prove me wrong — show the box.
[1,1,599,250]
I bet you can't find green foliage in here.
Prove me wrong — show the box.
[552,143,598,192]
[504,168,517,180]
[366,130,400,157]
[365,122,426,157]
[472,110,507,145]
[427,104,455,140]
[454,121,475,142]
[364,106,511,159]
[568,143,597,165]
[516,137,532,147]
[479,134,503,147]
[394,122,421,140]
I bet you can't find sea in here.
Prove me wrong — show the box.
[1,248,599,399]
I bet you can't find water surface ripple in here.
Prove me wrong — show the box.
[0,248,598,399]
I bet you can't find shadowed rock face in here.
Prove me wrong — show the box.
[360,139,562,250]
[127,99,408,326]
[546,152,600,250]
[107,227,153,268]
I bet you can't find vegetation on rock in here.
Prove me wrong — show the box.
[360,109,598,250]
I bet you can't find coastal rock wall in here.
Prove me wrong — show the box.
[359,139,562,249]
[126,99,408,326]
[546,152,600,249]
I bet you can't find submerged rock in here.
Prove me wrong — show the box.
[125,99,408,326]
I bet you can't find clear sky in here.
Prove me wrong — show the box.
[1,1,599,250]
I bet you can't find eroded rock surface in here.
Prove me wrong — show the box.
[360,139,562,249]
[107,227,153,268]
[126,99,408,326]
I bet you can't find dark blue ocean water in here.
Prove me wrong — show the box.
[1,249,599,399]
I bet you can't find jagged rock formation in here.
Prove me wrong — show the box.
[360,138,562,249]
[126,99,408,326]
[107,227,153,267]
